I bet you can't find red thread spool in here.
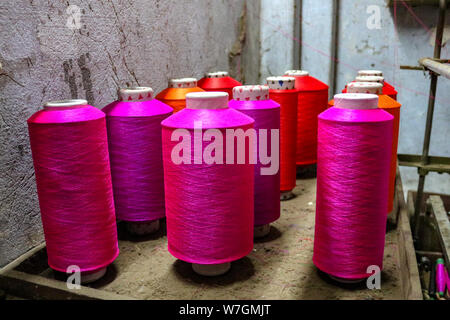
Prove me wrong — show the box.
[102,87,173,235]
[156,78,204,113]
[329,82,401,214]
[267,76,297,200]
[27,99,119,284]
[343,74,397,100]
[285,70,329,166]
[197,71,242,99]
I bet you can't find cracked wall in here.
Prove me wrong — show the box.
[0,0,245,267]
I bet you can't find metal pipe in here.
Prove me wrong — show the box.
[419,58,450,80]
[413,0,447,239]
[329,0,340,97]
[293,0,302,70]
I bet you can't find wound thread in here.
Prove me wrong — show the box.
[102,87,173,222]
[27,100,119,273]
[313,93,393,280]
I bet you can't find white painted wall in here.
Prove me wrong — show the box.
[260,0,450,197]
[260,0,295,81]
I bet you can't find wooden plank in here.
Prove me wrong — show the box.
[428,196,450,267]
[0,242,46,276]
[0,270,134,300]
[387,164,402,226]
[396,175,423,300]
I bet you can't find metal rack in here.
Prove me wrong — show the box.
[398,0,449,242]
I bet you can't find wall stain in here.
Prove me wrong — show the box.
[63,59,78,99]
[228,2,247,83]
[77,53,95,104]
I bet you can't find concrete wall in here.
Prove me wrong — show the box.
[0,0,245,267]
[260,0,450,197]
[260,0,295,81]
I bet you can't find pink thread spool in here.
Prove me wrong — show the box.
[436,258,446,296]
[314,94,393,283]
[28,99,119,284]
[102,87,173,235]
[229,85,280,238]
[162,92,255,276]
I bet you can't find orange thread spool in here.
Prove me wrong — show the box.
[284,70,329,166]
[343,72,398,100]
[197,71,242,99]
[358,70,397,100]
[267,76,298,196]
[329,82,401,213]
[156,78,204,113]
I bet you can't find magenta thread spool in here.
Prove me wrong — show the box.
[27,99,119,284]
[436,258,446,296]
[313,94,393,283]
[162,92,255,276]
[229,85,280,238]
[102,87,173,235]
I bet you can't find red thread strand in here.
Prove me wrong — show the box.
[290,76,329,166]
[269,89,297,192]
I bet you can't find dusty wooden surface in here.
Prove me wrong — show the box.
[81,177,403,300]
[5,177,409,300]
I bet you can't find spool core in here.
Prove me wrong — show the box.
[233,85,269,101]
[80,267,107,284]
[169,78,197,88]
[334,93,378,110]
[266,76,295,90]
[355,75,384,84]
[192,262,231,276]
[284,70,309,77]
[44,99,88,110]
[205,71,229,78]
[347,82,383,95]
[254,224,271,238]
[186,91,229,109]
[126,220,160,236]
[358,70,383,77]
[119,87,154,102]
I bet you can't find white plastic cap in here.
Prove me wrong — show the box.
[334,93,378,110]
[358,70,383,77]
[169,78,197,88]
[119,87,153,102]
[186,91,228,109]
[285,70,309,77]
[233,85,269,101]
[205,71,228,78]
[266,76,295,90]
[347,82,383,95]
[355,75,384,84]
[44,99,88,109]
